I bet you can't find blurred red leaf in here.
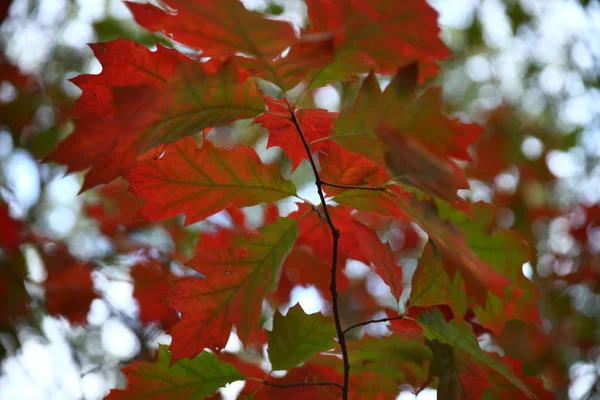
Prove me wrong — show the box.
[43,246,97,324]
[131,256,179,331]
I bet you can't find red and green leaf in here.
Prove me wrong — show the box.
[107,346,244,399]
[167,218,298,360]
[49,40,264,190]
[126,137,296,225]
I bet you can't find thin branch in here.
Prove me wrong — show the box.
[286,99,350,400]
[262,380,344,390]
[321,181,387,192]
[342,315,405,335]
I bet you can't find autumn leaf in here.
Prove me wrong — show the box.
[43,246,98,324]
[267,304,336,370]
[333,187,407,217]
[305,0,451,85]
[271,245,349,303]
[482,357,554,400]
[318,142,386,196]
[126,137,297,225]
[131,256,180,331]
[239,33,336,90]
[417,309,534,398]
[48,40,265,190]
[350,221,404,303]
[410,243,468,318]
[379,123,471,202]
[85,179,145,237]
[128,1,334,90]
[436,202,539,333]
[345,334,432,387]
[333,63,481,203]
[255,97,335,170]
[243,362,342,399]
[167,218,298,360]
[107,345,244,399]
[332,72,388,164]
[128,1,295,60]
[427,340,492,399]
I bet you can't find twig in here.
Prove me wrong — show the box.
[262,380,344,390]
[286,99,350,400]
[342,315,405,335]
[321,181,387,192]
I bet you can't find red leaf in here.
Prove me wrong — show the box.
[351,221,403,302]
[319,142,387,196]
[247,363,342,399]
[167,218,298,360]
[131,256,179,331]
[255,98,335,170]
[48,40,264,190]
[378,123,470,202]
[0,203,22,251]
[484,357,554,400]
[240,33,336,90]
[43,246,98,324]
[271,245,349,303]
[126,137,297,225]
[128,2,336,91]
[128,1,295,59]
[306,0,451,82]
[84,179,145,237]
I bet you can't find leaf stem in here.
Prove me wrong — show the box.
[321,181,387,191]
[342,315,405,335]
[286,99,350,400]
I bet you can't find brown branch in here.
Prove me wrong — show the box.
[320,181,387,192]
[342,315,405,335]
[262,380,344,390]
[286,99,350,400]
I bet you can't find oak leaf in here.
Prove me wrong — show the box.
[126,137,297,225]
[49,40,264,190]
[167,218,298,360]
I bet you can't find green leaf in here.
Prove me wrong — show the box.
[333,72,387,164]
[267,304,336,370]
[346,335,431,384]
[107,346,244,399]
[417,310,533,398]
[410,243,468,317]
[436,202,539,333]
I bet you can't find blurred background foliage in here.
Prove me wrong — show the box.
[1,0,600,399]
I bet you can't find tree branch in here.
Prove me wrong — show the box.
[286,99,350,400]
[321,181,386,191]
[342,315,405,335]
